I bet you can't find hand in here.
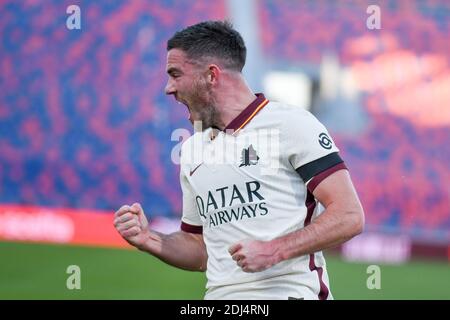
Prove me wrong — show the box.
[228,239,281,273]
[114,203,150,249]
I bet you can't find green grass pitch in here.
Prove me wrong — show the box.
[0,241,448,299]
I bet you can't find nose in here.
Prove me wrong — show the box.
[165,79,176,95]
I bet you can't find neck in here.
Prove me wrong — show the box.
[213,75,256,130]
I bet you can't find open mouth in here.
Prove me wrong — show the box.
[175,97,193,121]
[177,100,190,112]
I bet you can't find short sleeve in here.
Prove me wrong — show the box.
[284,109,347,187]
[179,162,203,234]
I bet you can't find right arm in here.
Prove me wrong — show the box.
[114,203,207,272]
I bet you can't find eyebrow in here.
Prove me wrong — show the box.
[166,67,182,75]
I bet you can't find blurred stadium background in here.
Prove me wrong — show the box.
[0,0,449,299]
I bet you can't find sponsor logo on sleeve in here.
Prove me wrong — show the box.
[318,133,333,150]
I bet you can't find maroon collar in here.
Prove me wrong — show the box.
[223,93,269,133]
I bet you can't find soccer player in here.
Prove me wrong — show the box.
[114,21,364,300]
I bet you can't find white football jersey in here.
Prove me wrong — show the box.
[179,94,347,300]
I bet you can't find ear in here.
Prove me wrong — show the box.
[207,64,221,84]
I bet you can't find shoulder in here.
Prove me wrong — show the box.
[263,101,321,127]
[246,100,321,135]
[262,101,327,140]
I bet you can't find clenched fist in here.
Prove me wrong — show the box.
[229,239,282,273]
[114,203,150,249]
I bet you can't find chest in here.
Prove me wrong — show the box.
[186,131,283,191]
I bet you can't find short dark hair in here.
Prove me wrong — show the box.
[167,20,246,72]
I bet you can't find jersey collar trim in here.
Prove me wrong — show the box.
[224,93,269,135]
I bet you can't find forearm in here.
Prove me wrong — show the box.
[273,205,364,262]
[228,170,365,273]
[137,230,207,272]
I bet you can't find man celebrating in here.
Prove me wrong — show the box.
[114,21,364,300]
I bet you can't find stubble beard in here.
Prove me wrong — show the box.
[190,81,221,131]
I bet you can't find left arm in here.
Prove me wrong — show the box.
[229,169,364,272]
